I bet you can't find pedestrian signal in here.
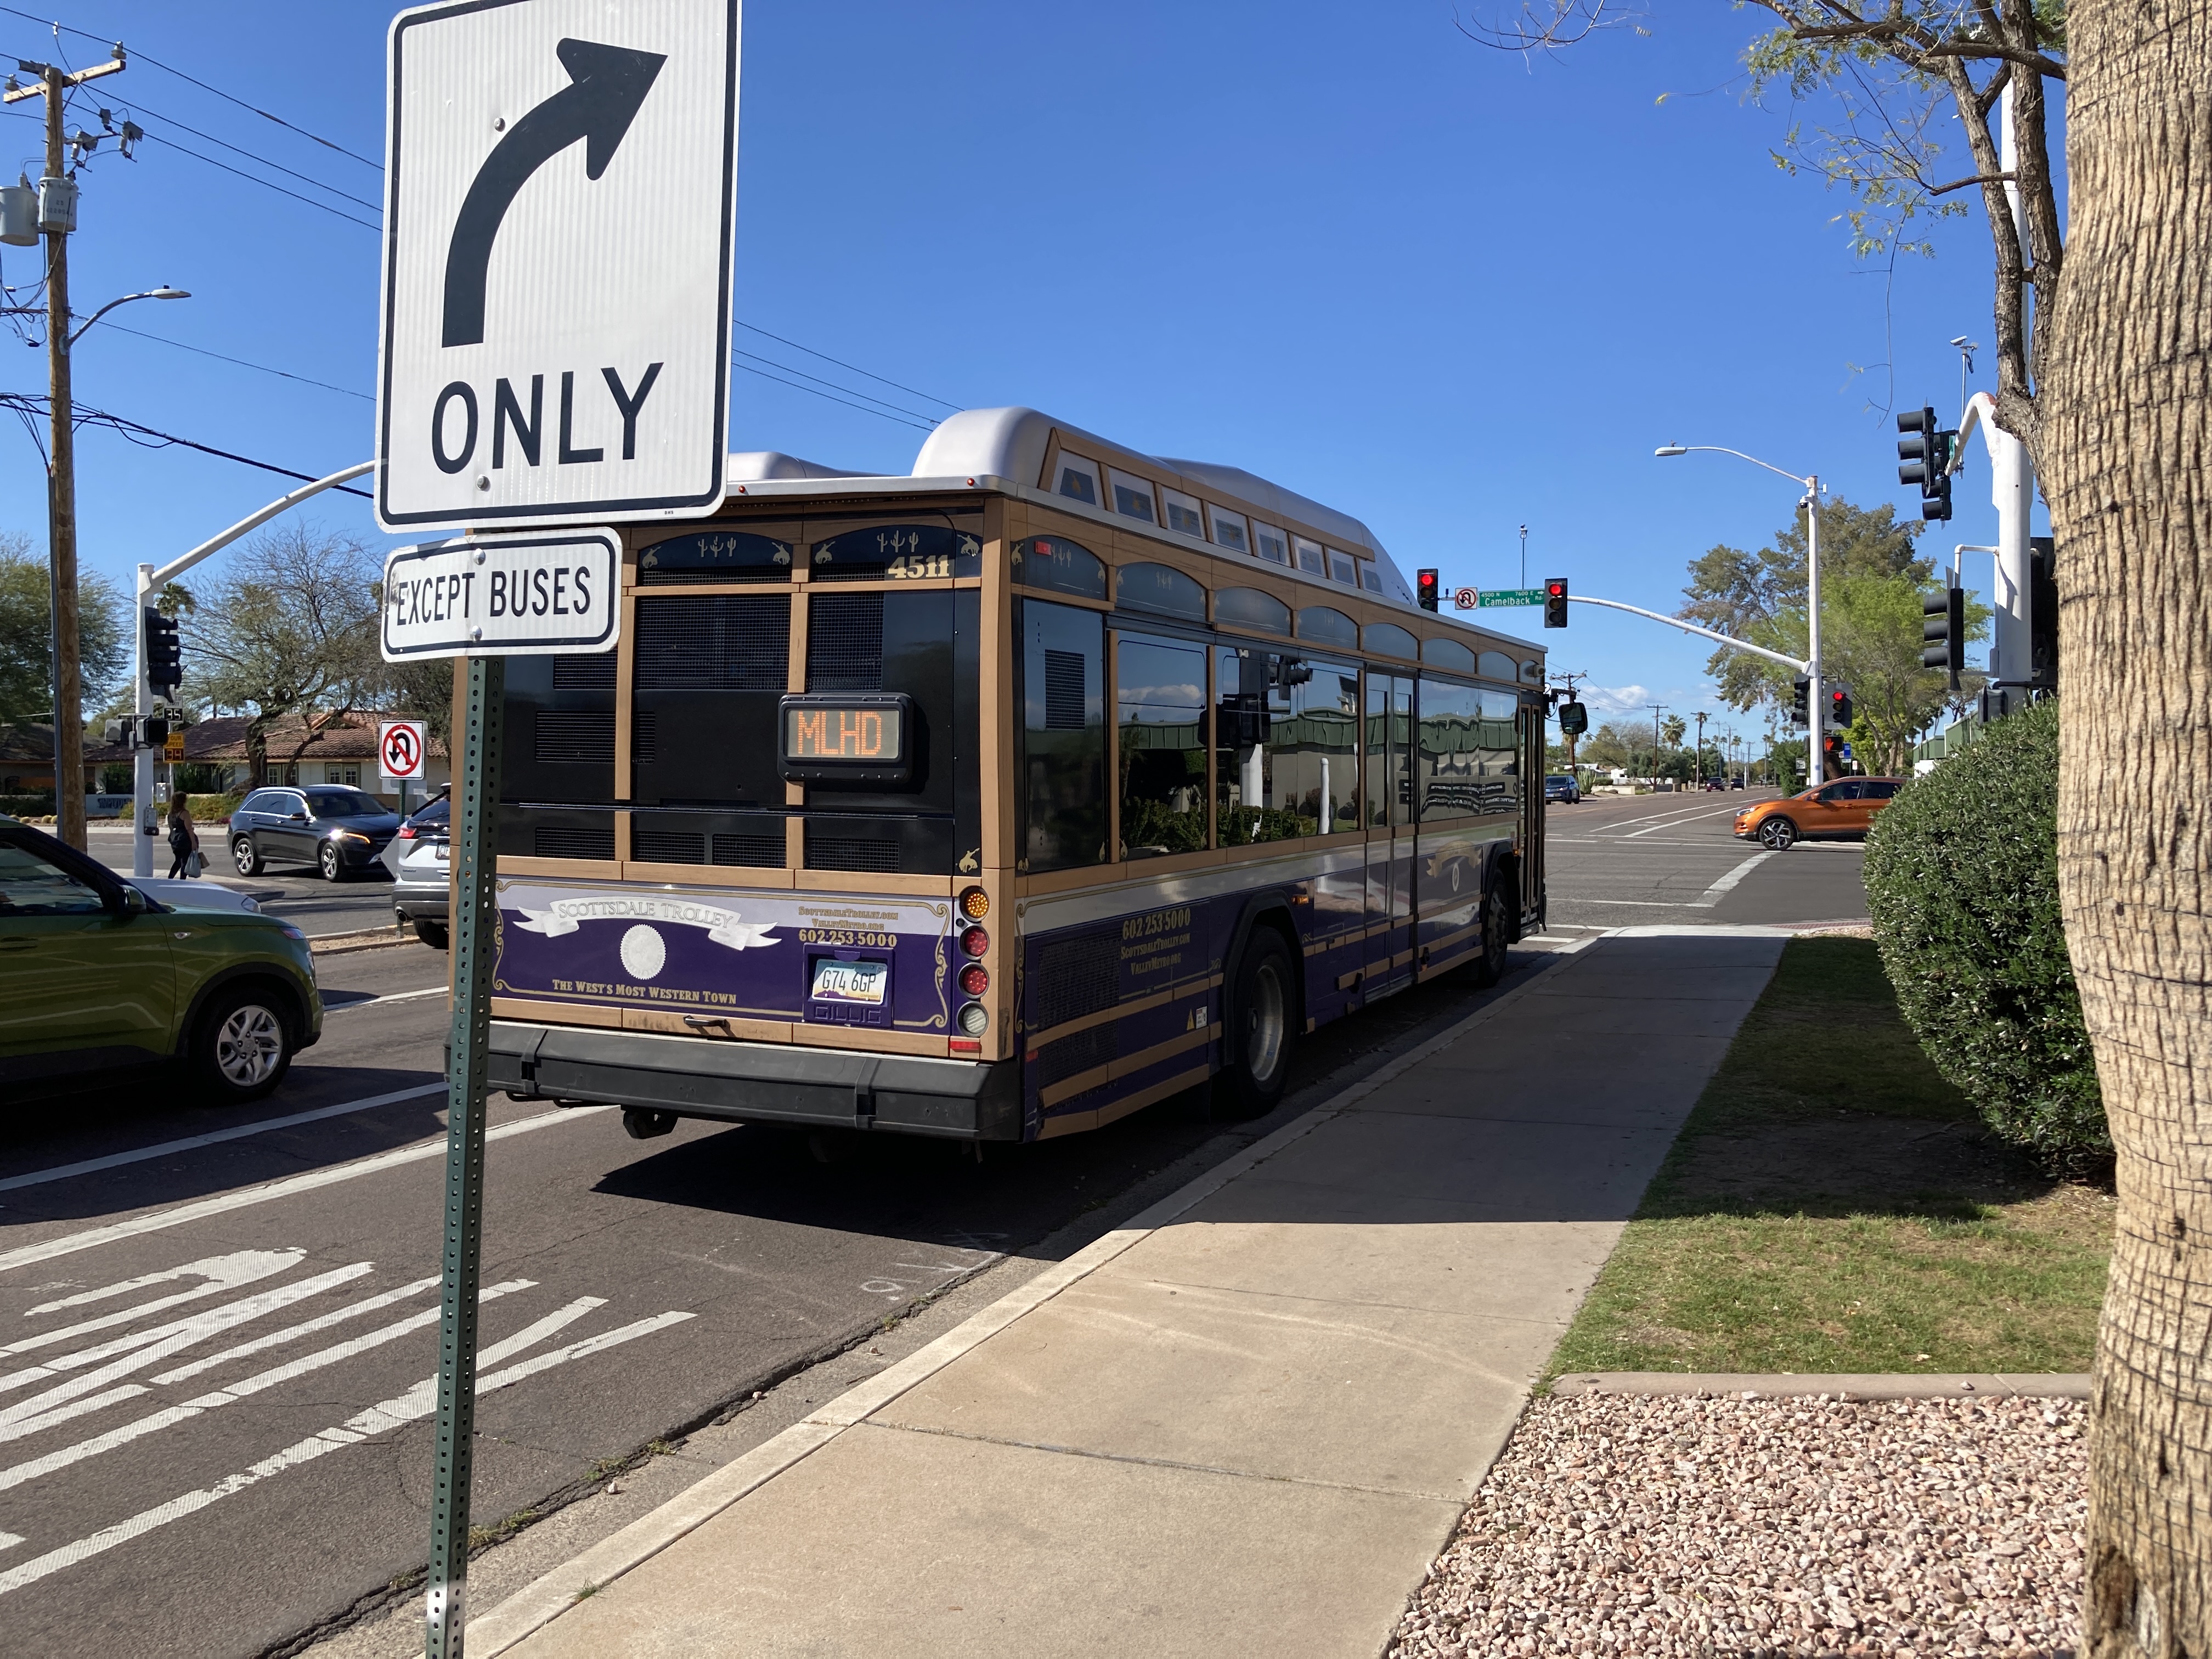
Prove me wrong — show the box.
[1415,569,1440,613]
[1543,577,1568,629]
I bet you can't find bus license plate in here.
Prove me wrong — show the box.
[810,959,887,1005]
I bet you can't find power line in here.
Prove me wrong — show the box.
[733,320,961,411]
[0,5,381,170]
[135,129,379,230]
[0,391,373,496]
[731,347,941,424]
[111,96,383,212]
[91,320,373,401]
[730,358,935,432]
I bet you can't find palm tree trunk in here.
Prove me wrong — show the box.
[2045,1,2212,1651]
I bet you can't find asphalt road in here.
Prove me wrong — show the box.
[0,798,1872,1658]
[83,823,405,940]
[1542,787,1871,930]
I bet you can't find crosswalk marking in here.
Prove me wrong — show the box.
[0,1306,695,1598]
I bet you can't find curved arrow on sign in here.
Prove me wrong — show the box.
[442,37,668,349]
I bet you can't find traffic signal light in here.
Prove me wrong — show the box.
[1827,686,1853,729]
[1415,568,1439,612]
[1897,407,1955,522]
[1790,675,1810,726]
[1921,585,1965,684]
[144,606,182,697]
[2029,535,2058,690]
[1543,577,1568,628]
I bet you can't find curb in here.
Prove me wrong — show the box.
[1550,1371,2090,1401]
[460,938,1590,1656]
[311,927,423,956]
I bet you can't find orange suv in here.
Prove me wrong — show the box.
[1734,777,1904,850]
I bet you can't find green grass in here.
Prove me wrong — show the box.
[1549,936,2112,1379]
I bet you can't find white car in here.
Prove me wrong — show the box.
[127,876,263,914]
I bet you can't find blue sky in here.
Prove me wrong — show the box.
[0,0,2040,744]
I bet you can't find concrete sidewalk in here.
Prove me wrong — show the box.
[471,928,1786,1659]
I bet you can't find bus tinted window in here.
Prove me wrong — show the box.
[1420,635,1476,674]
[1116,633,1209,860]
[1019,600,1106,873]
[1296,606,1358,649]
[637,529,792,584]
[1363,622,1418,660]
[1418,680,1521,820]
[1215,586,1290,637]
[1117,562,1206,621]
[632,594,791,809]
[1215,650,1355,842]
[1012,535,1106,601]
[810,522,981,582]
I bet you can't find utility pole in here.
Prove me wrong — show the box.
[1693,710,1706,787]
[1648,702,1665,793]
[5,47,125,850]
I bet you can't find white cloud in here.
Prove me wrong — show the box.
[1580,684,1652,713]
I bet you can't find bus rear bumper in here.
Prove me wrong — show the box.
[488,1020,1025,1141]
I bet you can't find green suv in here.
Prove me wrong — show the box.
[0,817,322,1102]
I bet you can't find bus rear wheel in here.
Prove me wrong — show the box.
[1468,884,1510,988]
[1215,928,1294,1121]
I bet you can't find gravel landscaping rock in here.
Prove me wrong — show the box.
[1389,1392,2085,1658]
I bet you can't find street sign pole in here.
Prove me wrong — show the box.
[425,653,503,1659]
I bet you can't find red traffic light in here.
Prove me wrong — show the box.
[1415,568,1440,612]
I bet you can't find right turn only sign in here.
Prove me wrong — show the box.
[376,0,739,531]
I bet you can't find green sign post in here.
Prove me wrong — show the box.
[1478,588,1546,607]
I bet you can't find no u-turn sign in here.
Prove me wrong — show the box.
[376,0,738,530]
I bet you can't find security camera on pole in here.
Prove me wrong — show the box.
[375,5,738,1654]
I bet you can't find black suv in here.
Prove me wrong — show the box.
[228,786,401,881]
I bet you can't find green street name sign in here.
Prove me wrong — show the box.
[1477,588,1545,607]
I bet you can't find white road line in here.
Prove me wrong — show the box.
[9,1250,304,1355]
[0,1280,534,1495]
[1622,803,1753,838]
[2,1264,375,1434]
[1697,849,1776,904]
[325,986,447,1013]
[0,1105,613,1276]
[1565,850,1776,912]
[1588,800,1743,834]
[0,1085,447,1195]
[151,1274,441,1386]
[0,1532,19,1553]
[0,1307,693,1596]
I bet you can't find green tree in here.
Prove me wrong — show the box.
[0,533,127,727]
[189,523,383,785]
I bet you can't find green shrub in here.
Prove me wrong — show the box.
[1864,699,2106,1169]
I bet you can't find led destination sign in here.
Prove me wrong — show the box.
[779,692,915,786]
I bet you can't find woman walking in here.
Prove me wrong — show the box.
[166,793,201,878]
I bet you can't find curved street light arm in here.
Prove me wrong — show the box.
[67,287,188,348]
[148,459,376,590]
[1659,444,1816,493]
[1567,594,1810,673]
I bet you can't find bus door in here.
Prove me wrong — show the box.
[1519,699,1544,927]
[1363,673,1415,998]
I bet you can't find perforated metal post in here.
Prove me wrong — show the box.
[426,653,504,1659]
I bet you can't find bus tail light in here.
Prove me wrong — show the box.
[960,925,989,958]
[958,1002,989,1035]
[958,887,990,921]
[959,963,989,997]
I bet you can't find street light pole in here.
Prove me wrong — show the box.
[1649,702,1665,793]
[1655,444,1826,787]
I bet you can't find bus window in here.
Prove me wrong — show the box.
[632,594,790,809]
[1117,562,1206,622]
[1417,680,1521,819]
[1215,648,1341,843]
[1019,600,1106,873]
[1268,659,1361,835]
[1367,673,1414,827]
[1011,534,1107,601]
[1116,633,1209,859]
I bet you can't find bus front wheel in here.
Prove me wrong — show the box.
[1215,928,1295,1121]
